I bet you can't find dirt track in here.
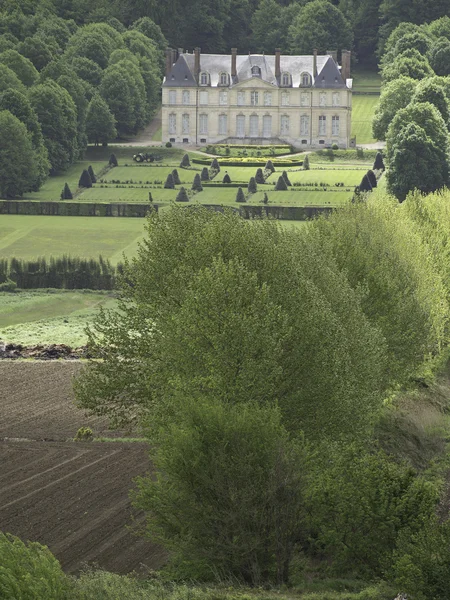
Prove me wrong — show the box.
[0,361,164,574]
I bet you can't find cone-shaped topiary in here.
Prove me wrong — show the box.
[265,159,275,173]
[282,170,291,186]
[367,169,377,188]
[79,169,92,188]
[200,167,210,181]
[172,169,181,185]
[236,187,246,202]
[61,182,73,200]
[109,153,118,167]
[88,165,96,183]
[149,192,153,202]
[176,186,189,202]
[181,153,190,167]
[263,192,269,204]
[164,173,175,189]
[275,175,287,191]
[192,173,203,191]
[255,168,265,184]
[248,177,257,193]
[211,157,220,172]
[303,155,310,170]
[359,173,372,193]
[222,172,231,183]
[373,152,385,171]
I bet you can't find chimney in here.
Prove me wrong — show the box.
[313,48,318,78]
[231,47,237,77]
[326,50,337,63]
[275,48,281,78]
[194,47,201,81]
[341,49,351,82]
[171,48,178,69]
[165,48,172,77]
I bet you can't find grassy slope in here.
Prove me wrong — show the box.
[350,67,381,145]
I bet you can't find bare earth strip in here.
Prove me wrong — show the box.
[0,361,164,574]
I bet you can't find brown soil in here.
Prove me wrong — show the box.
[0,361,165,575]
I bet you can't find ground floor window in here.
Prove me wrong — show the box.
[182,114,189,134]
[300,115,309,135]
[318,115,326,135]
[168,113,176,134]
[250,115,258,136]
[199,113,208,134]
[236,115,245,137]
[280,115,289,135]
[263,115,272,137]
[332,115,340,135]
[219,114,227,135]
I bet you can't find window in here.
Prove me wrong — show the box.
[263,115,272,137]
[236,114,245,137]
[319,115,326,135]
[199,91,208,105]
[332,115,340,135]
[200,72,209,85]
[182,90,190,105]
[250,115,259,137]
[183,138,188,143]
[281,92,289,106]
[219,114,228,135]
[250,91,259,106]
[281,72,290,86]
[182,113,189,134]
[300,93,309,107]
[199,113,208,134]
[301,73,310,86]
[219,72,229,86]
[251,65,261,77]
[264,92,272,106]
[301,139,307,144]
[169,90,176,105]
[280,115,289,135]
[319,92,326,107]
[332,92,340,107]
[168,113,176,134]
[219,91,228,105]
[300,115,309,135]
[237,91,245,105]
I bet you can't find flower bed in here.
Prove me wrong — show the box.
[192,158,303,167]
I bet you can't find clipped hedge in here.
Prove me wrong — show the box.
[193,158,303,167]
[201,183,245,188]
[0,200,157,217]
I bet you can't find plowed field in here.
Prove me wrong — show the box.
[0,361,164,574]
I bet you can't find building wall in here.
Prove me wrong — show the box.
[161,83,352,148]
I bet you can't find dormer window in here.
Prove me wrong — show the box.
[300,72,311,87]
[219,72,229,86]
[251,65,261,77]
[281,72,291,86]
[200,72,209,86]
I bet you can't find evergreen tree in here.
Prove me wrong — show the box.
[223,172,231,183]
[359,173,372,193]
[79,169,92,188]
[282,170,292,186]
[176,186,189,202]
[109,153,118,167]
[88,165,96,184]
[248,177,257,193]
[303,155,310,170]
[172,169,181,185]
[60,182,72,200]
[211,157,220,172]
[149,191,153,202]
[164,173,175,189]
[367,170,377,188]
[255,168,265,184]
[201,167,210,181]
[263,192,269,204]
[181,153,190,167]
[85,94,117,146]
[373,152,385,170]
[236,187,246,202]
[265,159,275,173]
[192,173,203,191]
[275,176,288,191]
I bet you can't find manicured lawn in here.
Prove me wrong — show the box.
[352,67,381,94]
[213,166,263,182]
[351,95,379,144]
[267,169,363,186]
[101,165,195,184]
[0,215,146,263]
[78,186,178,202]
[250,190,351,206]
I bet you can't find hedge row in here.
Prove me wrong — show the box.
[192,158,303,167]
[0,201,156,218]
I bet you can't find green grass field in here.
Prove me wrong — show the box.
[352,67,381,94]
[77,186,178,202]
[101,165,196,184]
[351,95,379,144]
[0,215,146,262]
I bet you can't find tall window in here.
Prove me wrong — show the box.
[332,115,340,135]
[250,91,259,106]
[300,93,308,107]
[300,115,309,135]
[182,114,189,134]
[219,91,228,105]
[237,91,245,105]
[332,92,340,106]
[219,114,228,135]
[318,115,326,135]
[219,72,229,85]
[199,113,208,134]
[182,90,190,105]
[200,72,209,85]
[280,115,289,135]
[301,73,310,86]
[236,115,245,137]
[168,113,176,134]
[263,115,272,137]
[250,115,259,137]
[281,72,290,86]
[169,90,176,105]
[199,91,208,105]
[264,92,272,106]
[281,92,289,106]
[319,92,326,107]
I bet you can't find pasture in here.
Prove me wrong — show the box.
[351,95,380,144]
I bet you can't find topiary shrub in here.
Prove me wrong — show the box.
[275,176,288,191]
[255,168,265,184]
[180,153,190,167]
[109,153,118,167]
[0,278,17,292]
[373,152,385,171]
[88,165,96,184]
[282,170,291,186]
[359,173,373,193]
[192,173,203,191]
[222,172,231,184]
[367,169,377,188]
[176,186,189,202]
[79,169,92,188]
[236,187,246,202]
[60,182,73,200]
[211,157,220,172]
[248,177,257,193]
[200,167,210,181]
[303,155,310,170]
[74,426,93,441]
[262,192,269,204]
[265,159,275,173]
[332,143,339,150]
[148,192,153,202]
[165,141,172,148]
[172,169,181,185]
[164,173,175,189]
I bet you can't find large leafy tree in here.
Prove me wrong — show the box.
[17,35,57,71]
[85,93,117,145]
[0,62,25,94]
[372,76,417,140]
[0,48,38,86]
[382,49,434,82]
[251,0,301,53]
[428,38,450,76]
[339,0,382,64]
[411,77,450,125]
[64,22,124,69]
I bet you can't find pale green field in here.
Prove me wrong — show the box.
[351,95,379,144]
[77,186,178,202]
[267,169,363,186]
[0,215,146,262]
[101,166,195,184]
[195,188,351,206]
[352,68,381,94]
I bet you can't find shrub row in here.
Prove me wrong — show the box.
[192,158,303,167]
[0,201,155,217]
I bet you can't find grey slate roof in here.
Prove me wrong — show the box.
[163,53,347,88]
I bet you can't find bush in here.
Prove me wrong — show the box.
[164,173,175,189]
[282,170,292,186]
[275,175,288,190]
[359,173,373,193]
[74,426,93,441]
[165,141,172,148]
[262,192,269,204]
[0,532,71,599]
[181,153,190,167]
[265,159,275,172]
[236,187,246,202]
[0,277,17,291]
[176,186,189,202]
[255,168,265,184]
[200,167,210,181]
[78,169,92,188]
[303,155,310,170]
[88,165,96,184]
[109,153,118,167]
[367,170,377,189]
[211,157,220,172]
[192,173,203,191]
[247,177,257,193]
[222,172,231,184]
[332,143,339,150]
[373,152,385,171]
[60,182,73,200]
[172,169,181,185]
